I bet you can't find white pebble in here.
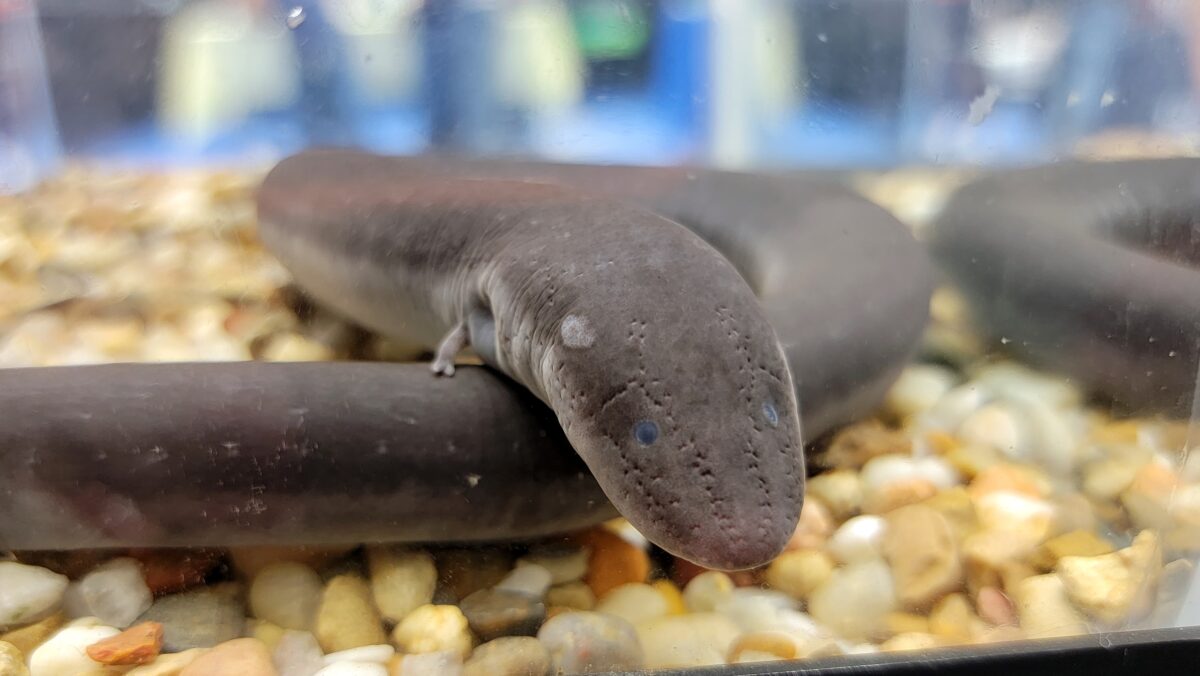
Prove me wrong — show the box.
[68,557,153,628]
[250,562,323,631]
[860,455,958,493]
[594,583,670,626]
[273,630,325,676]
[915,384,988,432]
[313,663,388,676]
[495,563,552,599]
[972,363,1082,409]
[826,515,888,565]
[808,561,896,641]
[0,562,68,627]
[29,622,120,676]
[399,651,463,676]
[682,571,734,613]
[714,589,798,633]
[959,403,1028,460]
[885,364,958,419]
[323,645,394,665]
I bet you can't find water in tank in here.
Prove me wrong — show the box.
[1,0,1199,673]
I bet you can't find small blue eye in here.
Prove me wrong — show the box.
[762,401,779,427]
[634,421,659,446]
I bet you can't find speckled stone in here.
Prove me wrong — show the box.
[137,586,244,651]
[459,590,544,642]
[462,637,550,676]
[536,612,642,674]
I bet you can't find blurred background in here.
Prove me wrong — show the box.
[5,0,1200,191]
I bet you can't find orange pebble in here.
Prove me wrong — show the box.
[86,621,163,665]
[968,465,1049,501]
[569,528,650,599]
[127,549,225,595]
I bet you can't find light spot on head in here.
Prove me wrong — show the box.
[466,473,481,487]
[763,401,779,427]
[634,420,659,446]
[560,314,595,349]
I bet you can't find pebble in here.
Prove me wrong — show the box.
[1037,529,1114,569]
[1,613,63,656]
[28,620,120,676]
[636,613,740,669]
[651,581,686,615]
[365,547,436,624]
[128,550,224,596]
[1012,574,1088,639]
[806,469,864,521]
[323,645,393,665]
[390,605,473,659]
[0,641,28,676]
[962,529,1040,596]
[249,620,287,652]
[883,505,963,610]
[1120,463,1179,531]
[85,621,163,666]
[808,560,896,641]
[459,589,544,642]
[126,649,206,676]
[681,571,735,613]
[928,593,982,643]
[958,403,1027,460]
[312,664,385,676]
[0,562,68,628]
[713,589,802,634]
[593,583,670,627]
[462,637,550,676]
[879,632,945,652]
[536,611,642,674]
[884,364,958,421]
[138,586,244,652]
[1057,530,1161,626]
[570,528,650,600]
[434,550,512,603]
[314,575,387,654]
[271,631,324,676]
[178,638,276,676]
[249,563,323,631]
[861,455,960,493]
[494,564,552,600]
[230,546,354,580]
[975,587,1018,627]
[517,548,589,586]
[393,651,463,676]
[67,558,154,629]
[821,421,913,470]
[974,491,1057,542]
[827,515,887,564]
[544,583,594,611]
[1082,452,1149,503]
[765,549,834,602]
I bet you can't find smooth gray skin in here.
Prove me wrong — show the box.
[0,362,617,551]
[269,149,935,441]
[258,152,806,570]
[931,158,1200,417]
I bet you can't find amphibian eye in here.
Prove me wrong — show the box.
[762,401,779,427]
[634,420,659,446]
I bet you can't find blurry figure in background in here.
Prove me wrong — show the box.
[266,0,354,145]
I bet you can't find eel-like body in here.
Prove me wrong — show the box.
[257,151,808,570]
[0,362,616,551]
[260,149,935,440]
[930,158,1200,417]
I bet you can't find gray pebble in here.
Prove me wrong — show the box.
[460,589,545,642]
[464,637,550,676]
[138,584,245,650]
[537,611,643,675]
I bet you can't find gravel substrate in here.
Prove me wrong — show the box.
[0,164,1196,674]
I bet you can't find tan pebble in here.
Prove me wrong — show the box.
[366,547,437,624]
[1036,529,1114,570]
[885,365,958,422]
[260,332,334,362]
[975,625,1027,644]
[924,430,960,456]
[651,581,686,615]
[883,505,963,610]
[945,444,1004,479]
[764,550,834,601]
[390,605,473,659]
[919,486,978,539]
[807,470,863,521]
[968,464,1050,500]
[1057,530,1161,626]
[884,612,929,636]
[85,621,163,665]
[248,562,323,631]
[595,583,669,627]
[126,649,206,676]
[1,612,64,655]
[820,420,912,470]
[725,631,802,663]
[928,593,982,643]
[974,491,1056,542]
[958,404,1026,458]
[315,575,388,653]
[1081,451,1151,502]
[517,547,589,586]
[636,613,739,670]
[544,582,594,611]
[1049,493,1099,538]
[879,632,945,652]
[179,638,276,676]
[975,587,1018,627]
[1012,574,1088,639]
[434,550,513,603]
[462,637,549,676]
[786,498,835,549]
[682,571,735,613]
[0,641,28,676]
[863,478,939,514]
[247,620,286,651]
[962,529,1040,597]
[229,545,355,579]
[1120,463,1179,531]
[1092,419,1142,446]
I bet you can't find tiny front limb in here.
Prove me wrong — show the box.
[431,321,469,376]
